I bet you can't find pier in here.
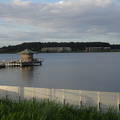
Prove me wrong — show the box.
[0,63,5,68]
[0,60,42,67]
[0,49,43,68]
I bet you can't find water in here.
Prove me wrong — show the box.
[0,53,120,92]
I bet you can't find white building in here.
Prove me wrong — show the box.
[41,47,72,53]
[85,47,111,52]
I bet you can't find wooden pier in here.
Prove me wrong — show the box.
[0,59,43,68]
[0,49,43,68]
[0,63,5,69]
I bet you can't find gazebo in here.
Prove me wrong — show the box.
[19,49,35,62]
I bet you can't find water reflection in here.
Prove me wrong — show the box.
[20,67,34,81]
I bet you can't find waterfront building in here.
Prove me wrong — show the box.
[0,49,42,68]
[41,47,72,53]
[85,47,111,52]
[19,49,35,62]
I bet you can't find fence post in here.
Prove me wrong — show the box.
[47,89,50,102]
[50,88,55,101]
[117,93,120,111]
[52,88,55,100]
[50,88,52,101]
[5,86,8,100]
[97,92,100,111]
[79,90,82,107]
[18,86,24,100]
[32,87,35,99]
[62,89,65,105]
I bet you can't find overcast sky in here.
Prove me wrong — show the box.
[0,0,120,46]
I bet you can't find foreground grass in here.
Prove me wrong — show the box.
[0,99,120,120]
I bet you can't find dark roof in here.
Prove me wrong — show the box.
[19,49,35,54]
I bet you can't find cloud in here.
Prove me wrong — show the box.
[56,0,112,7]
[0,0,119,46]
[12,0,31,6]
[95,0,112,6]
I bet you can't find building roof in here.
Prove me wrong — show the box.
[19,49,35,54]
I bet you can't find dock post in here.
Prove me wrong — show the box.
[5,63,8,67]
[20,61,22,67]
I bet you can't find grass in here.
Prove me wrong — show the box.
[0,98,120,120]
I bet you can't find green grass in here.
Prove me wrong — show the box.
[0,99,120,120]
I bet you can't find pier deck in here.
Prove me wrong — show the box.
[0,59,43,68]
[0,63,5,68]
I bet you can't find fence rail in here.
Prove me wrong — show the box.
[0,85,119,110]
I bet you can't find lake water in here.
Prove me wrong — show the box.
[0,53,120,92]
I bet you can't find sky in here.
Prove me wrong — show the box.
[0,0,120,46]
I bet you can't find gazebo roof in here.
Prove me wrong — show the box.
[19,49,35,54]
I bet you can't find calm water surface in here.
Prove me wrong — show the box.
[0,53,120,92]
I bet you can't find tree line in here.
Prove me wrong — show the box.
[0,42,119,53]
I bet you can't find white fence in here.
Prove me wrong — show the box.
[0,85,120,110]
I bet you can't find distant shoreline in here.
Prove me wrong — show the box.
[0,51,120,54]
[0,42,120,53]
